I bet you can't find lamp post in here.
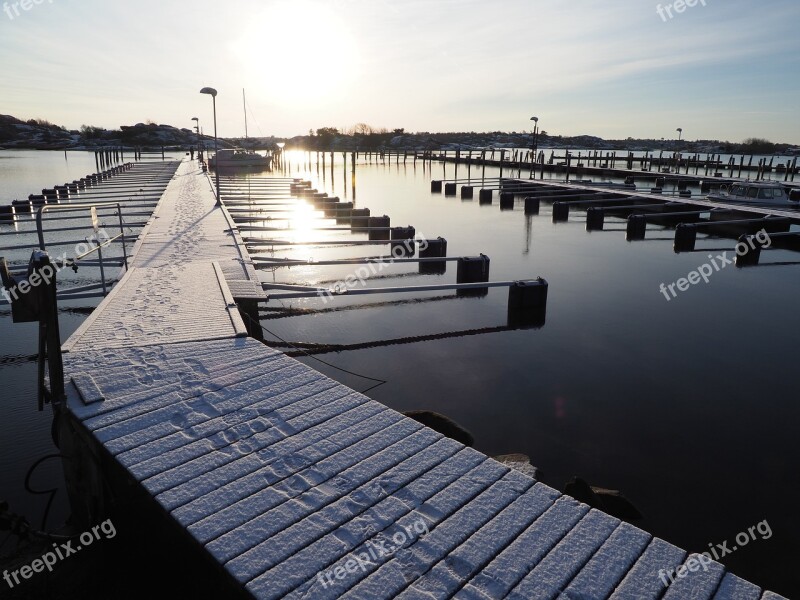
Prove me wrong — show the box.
[191,117,199,160]
[529,116,539,179]
[200,87,220,205]
[676,127,683,142]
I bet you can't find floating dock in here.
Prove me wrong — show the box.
[52,159,787,598]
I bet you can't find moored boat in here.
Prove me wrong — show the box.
[209,148,271,169]
[706,181,798,207]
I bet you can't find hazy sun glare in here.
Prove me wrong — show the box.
[232,1,360,108]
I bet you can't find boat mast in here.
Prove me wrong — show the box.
[242,88,248,139]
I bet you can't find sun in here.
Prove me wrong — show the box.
[232,1,359,108]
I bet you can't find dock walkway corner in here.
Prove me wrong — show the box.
[57,160,787,599]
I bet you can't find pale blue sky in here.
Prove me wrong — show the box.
[1,0,798,142]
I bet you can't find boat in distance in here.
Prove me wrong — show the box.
[707,181,799,207]
[209,148,271,169]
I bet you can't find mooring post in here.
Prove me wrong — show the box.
[552,201,569,222]
[674,223,697,253]
[626,214,648,241]
[238,300,264,341]
[586,207,605,231]
[507,278,548,327]
[735,234,763,267]
[367,215,390,240]
[416,237,446,274]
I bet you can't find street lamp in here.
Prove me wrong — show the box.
[200,87,220,205]
[530,116,539,156]
[676,127,683,142]
[191,117,199,159]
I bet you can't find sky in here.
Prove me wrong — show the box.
[1,0,799,143]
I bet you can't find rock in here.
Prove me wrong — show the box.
[494,453,541,480]
[564,477,643,521]
[402,410,474,447]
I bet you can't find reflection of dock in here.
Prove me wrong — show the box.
[49,161,787,597]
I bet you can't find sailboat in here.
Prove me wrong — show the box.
[209,89,271,170]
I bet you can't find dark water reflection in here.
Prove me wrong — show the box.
[258,151,799,595]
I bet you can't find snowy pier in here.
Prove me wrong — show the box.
[58,159,786,599]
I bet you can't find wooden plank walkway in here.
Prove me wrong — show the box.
[59,159,786,599]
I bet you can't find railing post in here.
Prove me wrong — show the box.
[31,251,65,410]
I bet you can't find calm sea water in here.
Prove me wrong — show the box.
[1,149,798,596]
[262,150,799,595]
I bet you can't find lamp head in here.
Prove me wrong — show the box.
[530,116,539,123]
[200,87,218,97]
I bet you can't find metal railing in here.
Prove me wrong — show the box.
[35,202,129,297]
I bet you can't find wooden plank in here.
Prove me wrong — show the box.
[505,509,621,599]
[155,397,388,511]
[396,480,561,599]
[70,372,105,405]
[713,573,762,599]
[339,469,537,600]
[230,438,467,596]
[609,537,686,599]
[108,364,314,460]
[71,340,281,425]
[201,422,436,556]
[281,456,509,600]
[281,448,488,600]
[562,522,652,599]
[662,553,725,599]
[173,406,403,528]
[453,495,589,599]
[64,263,243,351]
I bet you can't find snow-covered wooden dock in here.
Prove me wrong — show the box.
[59,160,786,599]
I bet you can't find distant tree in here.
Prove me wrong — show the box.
[80,124,105,139]
[315,127,339,147]
[393,128,405,135]
[352,123,375,135]
[27,118,63,130]
[740,137,775,154]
